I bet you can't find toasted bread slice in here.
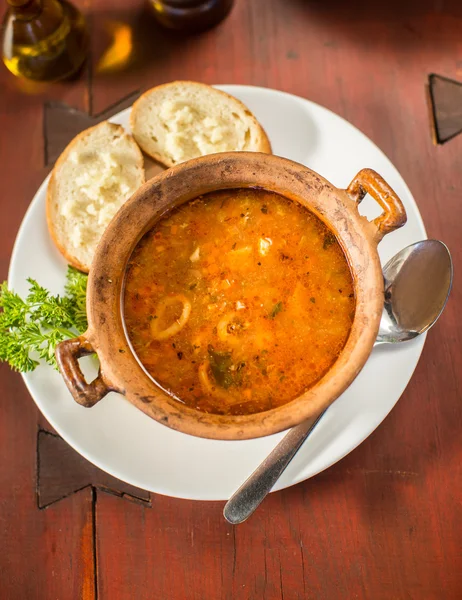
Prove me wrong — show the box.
[130,81,272,167]
[47,122,145,273]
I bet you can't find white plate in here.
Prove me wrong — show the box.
[9,86,426,500]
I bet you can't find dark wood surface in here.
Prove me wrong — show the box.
[1,1,462,598]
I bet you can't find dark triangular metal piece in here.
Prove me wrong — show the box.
[428,73,462,145]
[37,430,151,508]
[43,89,140,166]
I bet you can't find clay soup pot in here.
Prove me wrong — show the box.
[56,152,406,440]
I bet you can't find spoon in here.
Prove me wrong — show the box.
[224,240,453,524]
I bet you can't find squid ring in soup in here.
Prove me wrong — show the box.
[150,294,192,340]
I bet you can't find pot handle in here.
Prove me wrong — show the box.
[346,168,407,241]
[55,335,112,408]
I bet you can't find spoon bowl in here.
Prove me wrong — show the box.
[378,240,453,343]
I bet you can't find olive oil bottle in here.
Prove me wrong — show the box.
[2,0,88,81]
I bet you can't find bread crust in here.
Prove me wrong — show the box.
[46,122,144,273]
[130,81,272,167]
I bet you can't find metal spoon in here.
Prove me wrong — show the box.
[224,240,453,524]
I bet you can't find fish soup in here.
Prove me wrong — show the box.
[123,188,355,416]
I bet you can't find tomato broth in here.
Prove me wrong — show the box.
[123,188,355,415]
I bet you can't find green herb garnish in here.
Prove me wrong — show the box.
[269,301,283,318]
[208,345,235,389]
[208,345,245,389]
[65,266,88,332]
[0,267,88,372]
[323,232,336,250]
[255,353,268,376]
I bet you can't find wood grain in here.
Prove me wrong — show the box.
[0,9,96,595]
[1,0,462,598]
[0,365,96,600]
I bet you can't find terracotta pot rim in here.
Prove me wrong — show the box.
[55,152,407,440]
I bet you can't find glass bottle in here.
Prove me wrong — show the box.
[2,0,89,82]
[149,0,234,33]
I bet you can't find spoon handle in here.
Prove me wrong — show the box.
[223,409,326,524]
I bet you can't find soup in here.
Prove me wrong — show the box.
[123,188,355,416]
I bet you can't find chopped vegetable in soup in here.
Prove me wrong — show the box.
[123,188,355,416]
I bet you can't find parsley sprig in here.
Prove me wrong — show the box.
[0,267,88,372]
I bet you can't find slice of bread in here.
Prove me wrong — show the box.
[130,81,272,167]
[47,122,145,273]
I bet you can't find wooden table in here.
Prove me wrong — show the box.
[1,1,461,598]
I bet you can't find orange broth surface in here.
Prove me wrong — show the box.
[123,188,355,416]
